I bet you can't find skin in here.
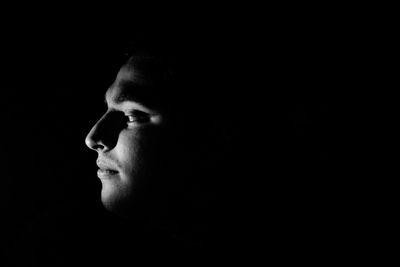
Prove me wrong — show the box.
[84,54,231,241]
[85,56,187,221]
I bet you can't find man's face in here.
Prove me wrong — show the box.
[85,57,179,218]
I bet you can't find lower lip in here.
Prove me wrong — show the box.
[97,169,119,179]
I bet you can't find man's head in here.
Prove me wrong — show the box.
[85,52,180,218]
[84,33,241,234]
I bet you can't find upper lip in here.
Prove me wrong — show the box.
[96,159,118,172]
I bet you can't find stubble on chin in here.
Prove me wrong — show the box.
[100,178,133,212]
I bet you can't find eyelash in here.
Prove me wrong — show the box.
[126,110,150,124]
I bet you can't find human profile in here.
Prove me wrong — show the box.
[84,37,241,254]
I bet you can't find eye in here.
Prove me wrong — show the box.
[126,110,150,124]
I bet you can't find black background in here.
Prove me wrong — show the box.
[1,22,136,265]
[0,12,345,265]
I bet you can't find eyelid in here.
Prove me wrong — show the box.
[127,109,149,116]
[126,110,151,123]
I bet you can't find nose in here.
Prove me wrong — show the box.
[85,113,117,152]
[85,124,103,152]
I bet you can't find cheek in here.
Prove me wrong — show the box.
[115,130,142,175]
[115,127,159,172]
[115,125,171,179]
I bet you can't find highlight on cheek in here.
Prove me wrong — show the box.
[150,114,163,124]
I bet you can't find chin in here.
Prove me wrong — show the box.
[100,182,136,218]
[100,180,170,225]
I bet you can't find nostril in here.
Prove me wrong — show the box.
[85,126,110,152]
[92,143,104,151]
[86,136,102,151]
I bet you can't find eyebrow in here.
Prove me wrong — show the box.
[105,81,157,108]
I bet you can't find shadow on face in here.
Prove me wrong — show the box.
[84,52,238,237]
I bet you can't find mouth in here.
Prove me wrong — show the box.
[96,160,119,179]
[97,168,119,179]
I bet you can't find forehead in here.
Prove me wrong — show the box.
[105,60,163,110]
[106,64,137,99]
